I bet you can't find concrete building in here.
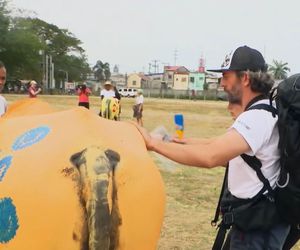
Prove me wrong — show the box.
[163,66,189,89]
[205,73,220,90]
[189,72,205,91]
[110,73,126,87]
[145,73,164,89]
[127,73,150,89]
[173,73,189,90]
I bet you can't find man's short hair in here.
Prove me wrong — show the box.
[237,70,274,95]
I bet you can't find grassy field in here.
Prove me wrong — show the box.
[4,94,300,250]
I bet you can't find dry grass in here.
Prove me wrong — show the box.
[4,94,300,250]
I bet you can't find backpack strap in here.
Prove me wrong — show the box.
[211,165,229,227]
[244,94,268,110]
[241,102,278,198]
[212,221,230,250]
[211,165,230,250]
[240,154,274,197]
[247,103,278,117]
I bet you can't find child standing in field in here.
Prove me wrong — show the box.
[133,89,144,126]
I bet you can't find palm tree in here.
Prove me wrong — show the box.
[93,60,111,82]
[268,60,290,80]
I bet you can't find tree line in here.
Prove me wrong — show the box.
[0,0,112,91]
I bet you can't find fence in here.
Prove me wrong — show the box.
[142,89,221,100]
[3,87,226,101]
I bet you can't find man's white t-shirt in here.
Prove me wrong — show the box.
[228,100,280,199]
[100,89,115,98]
[0,95,7,116]
[136,95,144,105]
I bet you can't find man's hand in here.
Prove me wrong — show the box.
[131,122,157,150]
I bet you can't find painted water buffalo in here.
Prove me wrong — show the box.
[0,99,165,250]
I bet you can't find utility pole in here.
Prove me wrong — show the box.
[49,55,53,90]
[152,60,159,73]
[58,70,68,90]
[174,49,178,66]
[45,55,49,90]
[51,61,55,89]
[39,50,46,88]
[148,63,152,74]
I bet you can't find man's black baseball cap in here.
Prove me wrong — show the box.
[208,46,268,73]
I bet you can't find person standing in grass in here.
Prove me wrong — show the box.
[113,86,122,120]
[100,81,115,100]
[99,81,115,117]
[77,83,91,109]
[28,80,42,98]
[133,89,144,126]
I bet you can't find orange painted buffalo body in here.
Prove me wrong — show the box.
[0,99,165,250]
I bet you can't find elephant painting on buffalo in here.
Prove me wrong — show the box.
[0,98,165,250]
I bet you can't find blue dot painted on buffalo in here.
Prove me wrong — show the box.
[0,197,19,243]
[12,126,51,151]
[0,156,13,182]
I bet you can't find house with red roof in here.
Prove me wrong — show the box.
[163,66,190,89]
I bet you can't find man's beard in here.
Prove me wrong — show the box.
[226,82,242,105]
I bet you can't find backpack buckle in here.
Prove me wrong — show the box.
[276,173,290,188]
[223,212,234,225]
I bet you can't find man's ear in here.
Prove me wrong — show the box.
[70,149,87,168]
[105,149,120,169]
[242,72,251,87]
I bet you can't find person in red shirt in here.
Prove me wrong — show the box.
[28,80,42,98]
[77,83,91,109]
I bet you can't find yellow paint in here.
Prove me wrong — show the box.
[175,129,184,139]
[100,97,120,120]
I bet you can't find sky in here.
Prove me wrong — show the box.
[10,0,300,75]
